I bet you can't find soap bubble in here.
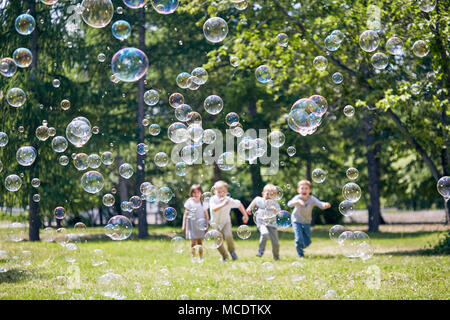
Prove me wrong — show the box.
[129,196,142,209]
[41,0,58,4]
[31,178,40,188]
[346,167,359,180]
[418,0,436,12]
[338,231,358,258]
[97,272,127,299]
[181,145,200,165]
[187,124,204,143]
[175,104,192,122]
[230,56,240,67]
[371,52,389,69]
[12,48,33,68]
[168,122,189,143]
[111,20,131,40]
[203,230,223,249]
[217,152,234,171]
[16,146,37,166]
[202,129,217,145]
[343,105,355,117]
[276,33,288,47]
[5,175,22,192]
[313,56,328,70]
[175,161,187,176]
[169,93,184,108]
[339,200,354,217]
[101,152,114,165]
[412,40,429,57]
[81,171,104,194]
[234,0,248,10]
[386,37,404,55]
[186,112,202,126]
[276,210,291,229]
[191,67,208,85]
[7,222,26,242]
[158,186,174,203]
[324,34,340,51]
[33,194,40,202]
[255,65,272,83]
[236,225,251,240]
[163,207,177,221]
[66,117,92,148]
[105,215,132,241]
[230,123,244,137]
[437,176,450,200]
[149,124,161,136]
[123,0,146,8]
[331,29,345,43]
[225,112,239,126]
[204,95,223,115]
[176,72,191,89]
[81,0,114,29]
[6,88,26,107]
[151,0,179,14]
[312,168,327,183]
[203,17,228,43]
[15,14,36,35]
[121,201,132,212]
[88,154,101,168]
[359,30,380,52]
[171,236,186,254]
[342,182,362,203]
[103,193,115,207]
[60,99,71,110]
[51,136,68,153]
[119,163,134,179]
[0,58,17,77]
[97,53,106,62]
[154,152,169,167]
[136,143,148,156]
[35,125,49,141]
[52,79,60,88]
[73,153,90,171]
[332,72,343,84]
[59,155,69,166]
[144,89,159,106]
[268,130,285,148]
[54,206,66,220]
[0,132,8,147]
[261,262,275,281]
[111,47,149,82]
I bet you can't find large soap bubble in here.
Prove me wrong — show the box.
[123,0,147,8]
[105,215,132,241]
[66,117,92,148]
[111,20,131,40]
[6,88,26,107]
[203,17,228,43]
[81,0,114,29]
[359,30,380,52]
[168,122,189,143]
[5,174,22,192]
[1,58,17,77]
[16,146,37,166]
[97,272,127,299]
[111,47,149,82]
[203,229,223,249]
[81,171,104,194]
[51,136,68,153]
[437,176,450,200]
[151,0,179,14]
[12,48,33,68]
[15,14,36,35]
[342,182,362,203]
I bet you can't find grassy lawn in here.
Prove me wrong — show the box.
[0,224,449,300]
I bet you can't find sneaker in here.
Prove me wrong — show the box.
[274,256,280,261]
[230,252,238,261]
[256,252,263,257]
[220,257,229,262]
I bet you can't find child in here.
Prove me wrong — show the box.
[182,184,209,261]
[287,180,331,258]
[246,184,281,261]
[209,180,249,261]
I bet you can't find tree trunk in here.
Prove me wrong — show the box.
[213,162,222,182]
[364,113,382,232]
[136,7,149,238]
[28,0,40,241]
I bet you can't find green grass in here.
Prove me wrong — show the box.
[0,224,449,300]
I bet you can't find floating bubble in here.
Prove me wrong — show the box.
[171,236,186,254]
[151,0,179,14]
[12,48,32,68]
[203,230,223,249]
[230,56,240,67]
[346,167,359,180]
[412,40,429,57]
[41,0,58,4]
[103,193,115,206]
[261,262,275,281]
[15,14,36,35]
[119,163,134,179]
[255,65,272,83]
[371,52,389,69]
[268,130,285,148]
[176,72,191,89]
[144,89,159,106]
[33,194,40,202]
[203,17,228,43]
[324,34,340,51]
[81,171,104,194]
[359,30,380,52]
[339,200,354,217]
[136,143,148,156]
[163,207,177,221]
[342,182,362,203]
[81,0,114,28]
[181,145,200,165]
[129,195,142,209]
[191,67,208,85]
[16,146,37,166]
[154,152,169,167]
[121,201,132,212]
[233,0,248,10]
[105,215,133,241]
[186,112,202,126]
[101,151,114,165]
[73,153,90,171]
[225,112,239,126]
[111,47,149,82]
[332,72,343,84]
[0,58,17,77]
[217,152,234,171]
[6,88,26,107]
[175,104,192,122]
[276,210,291,229]
[437,176,450,200]
[158,186,174,203]
[168,122,189,143]
[169,93,184,108]
[59,155,69,166]
[52,79,60,88]
[54,206,66,220]
[66,117,92,148]
[98,53,106,62]
[123,0,146,9]
[331,29,345,43]
[149,124,161,136]
[97,272,127,299]
[0,132,8,147]
[60,99,71,110]
[386,37,404,55]
[343,105,355,117]
[313,56,328,70]
[337,231,358,258]
[51,136,68,153]
[91,248,107,267]
[230,122,244,138]
[418,0,436,12]
[276,33,288,47]
[312,168,327,183]
[175,161,187,176]
[188,124,204,143]
[204,95,223,115]
[235,225,251,240]
[31,178,40,188]
[5,174,22,192]
[88,154,101,168]
[111,20,131,41]
[202,129,216,145]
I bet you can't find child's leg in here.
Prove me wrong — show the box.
[217,228,230,260]
[196,239,204,258]
[258,225,269,255]
[302,224,312,248]
[293,222,305,257]
[267,227,280,259]
[190,239,197,257]
[222,222,235,254]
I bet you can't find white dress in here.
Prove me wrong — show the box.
[184,198,208,239]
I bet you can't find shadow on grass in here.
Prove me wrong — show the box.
[0,269,32,283]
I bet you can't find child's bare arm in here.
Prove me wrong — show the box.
[182,211,187,233]
[322,202,331,209]
[211,197,230,212]
[246,199,257,215]
[239,203,249,223]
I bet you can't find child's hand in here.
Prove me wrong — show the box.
[242,215,249,224]
[323,202,331,209]
[246,209,252,215]
[299,200,306,208]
